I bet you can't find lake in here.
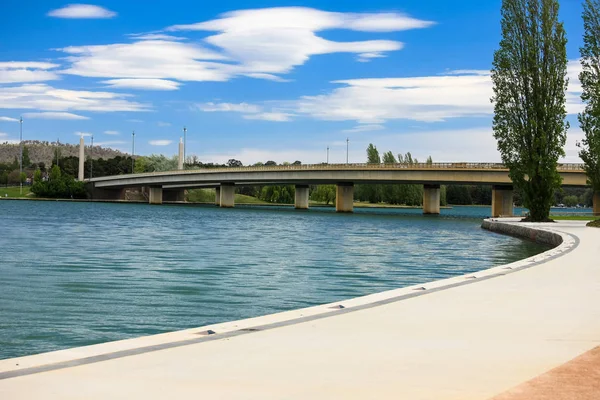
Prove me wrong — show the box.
[0,200,551,359]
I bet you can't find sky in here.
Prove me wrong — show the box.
[0,0,589,164]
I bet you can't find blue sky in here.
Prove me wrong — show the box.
[0,1,588,164]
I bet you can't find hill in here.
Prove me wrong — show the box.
[0,141,128,167]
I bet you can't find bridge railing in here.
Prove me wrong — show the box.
[174,162,585,173]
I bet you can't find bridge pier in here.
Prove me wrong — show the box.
[491,185,514,217]
[220,183,235,208]
[594,191,600,216]
[336,183,354,213]
[149,186,163,205]
[423,184,441,214]
[215,187,221,206]
[295,185,309,209]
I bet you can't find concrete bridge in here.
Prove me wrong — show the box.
[88,162,594,217]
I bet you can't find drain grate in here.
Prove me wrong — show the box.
[239,328,261,332]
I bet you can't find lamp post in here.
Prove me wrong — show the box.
[131,131,135,173]
[183,126,187,166]
[346,138,349,164]
[19,117,23,195]
[90,135,94,179]
[327,146,329,164]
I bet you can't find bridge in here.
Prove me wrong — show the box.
[88,162,595,217]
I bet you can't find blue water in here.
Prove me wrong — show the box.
[0,201,550,360]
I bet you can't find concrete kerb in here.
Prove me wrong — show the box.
[0,219,579,380]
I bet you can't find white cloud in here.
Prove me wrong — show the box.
[198,102,261,113]
[23,111,90,120]
[0,116,19,122]
[157,121,171,127]
[104,130,119,135]
[102,78,181,91]
[290,61,584,123]
[0,84,148,113]
[127,119,144,123]
[342,124,385,133]
[196,102,293,122]
[57,8,432,84]
[0,61,60,84]
[295,73,493,123]
[47,4,117,19]
[243,112,293,122]
[149,140,173,146]
[168,7,432,33]
[243,73,291,82]
[128,33,185,41]
[356,52,386,62]
[59,40,230,82]
[75,131,93,137]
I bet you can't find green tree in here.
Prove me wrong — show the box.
[578,0,600,196]
[22,146,31,167]
[0,171,7,186]
[33,168,42,183]
[366,144,380,164]
[50,164,61,181]
[362,144,381,203]
[8,170,20,184]
[382,151,397,164]
[491,0,569,221]
[563,195,579,207]
[310,185,336,205]
[19,172,26,184]
[446,185,473,205]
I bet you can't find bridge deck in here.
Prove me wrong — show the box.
[89,162,588,188]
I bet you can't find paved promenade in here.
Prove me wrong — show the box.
[1,220,598,399]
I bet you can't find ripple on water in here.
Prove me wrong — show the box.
[0,201,549,359]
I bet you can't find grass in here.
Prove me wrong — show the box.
[587,219,600,228]
[235,194,269,204]
[0,186,32,198]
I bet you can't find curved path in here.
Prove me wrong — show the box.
[1,220,599,399]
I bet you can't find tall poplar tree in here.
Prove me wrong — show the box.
[491,0,568,221]
[578,0,600,203]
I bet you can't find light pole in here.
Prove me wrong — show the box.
[327,146,329,164]
[19,117,23,195]
[131,131,135,173]
[346,138,349,164]
[90,135,94,179]
[183,126,187,166]
[56,138,59,168]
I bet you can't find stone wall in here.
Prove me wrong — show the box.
[481,219,563,247]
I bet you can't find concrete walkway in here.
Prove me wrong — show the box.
[1,220,599,399]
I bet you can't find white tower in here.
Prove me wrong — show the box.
[78,136,85,181]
